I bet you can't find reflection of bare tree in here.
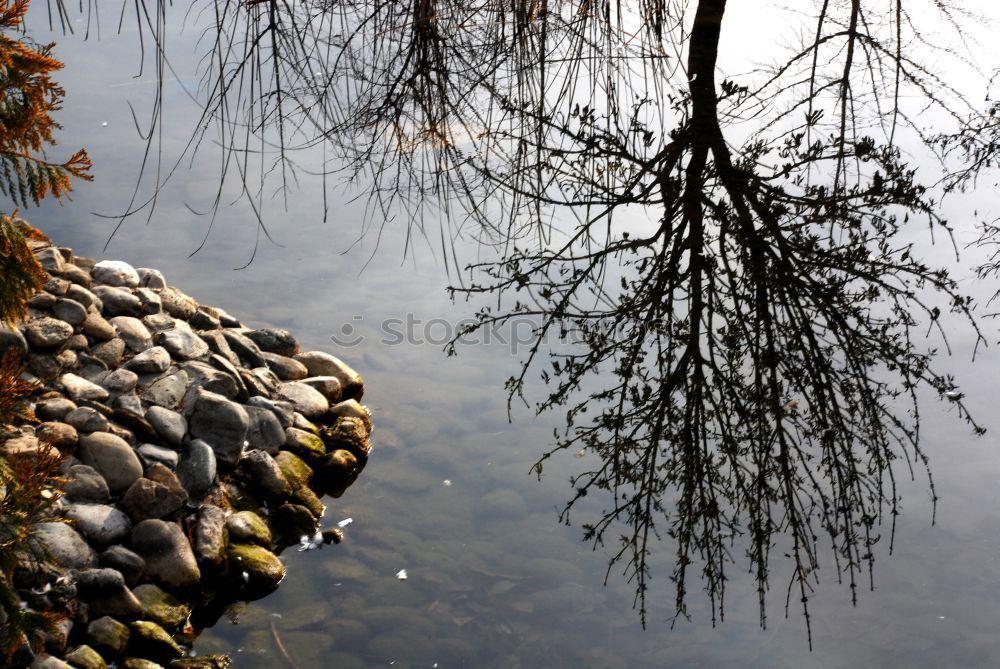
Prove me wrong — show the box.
[87,0,993,642]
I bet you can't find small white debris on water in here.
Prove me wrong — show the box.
[298,531,323,552]
[269,613,283,619]
[241,571,249,584]
[101,122,108,127]
[338,517,353,528]
[442,479,452,487]
[395,569,408,580]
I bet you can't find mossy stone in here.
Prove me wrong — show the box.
[87,616,130,654]
[227,543,285,594]
[121,660,164,669]
[274,451,312,489]
[323,449,357,475]
[64,644,109,669]
[133,584,191,629]
[272,503,318,537]
[290,485,325,519]
[225,511,272,546]
[128,620,184,662]
[284,428,326,460]
[319,417,369,458]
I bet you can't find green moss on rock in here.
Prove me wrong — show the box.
[87,616,130,655]
[64,645,109,669]
[225,511,272,546]
[274,451,312,489]
[128,620,184,662]
[290,485,325,518]
[227,543,285,595]
[132,584,191,629]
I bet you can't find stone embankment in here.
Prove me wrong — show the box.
[0,240,373,668]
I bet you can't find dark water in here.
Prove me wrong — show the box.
[22,6,1000,667]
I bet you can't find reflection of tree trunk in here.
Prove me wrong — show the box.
[683,0,726,374]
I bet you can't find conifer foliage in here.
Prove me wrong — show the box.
[0,214,47,325]
[0,0,90,207]
[0,0,89,657]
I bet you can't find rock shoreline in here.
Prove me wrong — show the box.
[1,240,373,668]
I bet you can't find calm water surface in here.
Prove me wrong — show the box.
[22,8,1000,667]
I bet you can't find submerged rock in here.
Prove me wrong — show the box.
[170,655,231,669]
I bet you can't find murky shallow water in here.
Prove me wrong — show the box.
[21,6,1000,667]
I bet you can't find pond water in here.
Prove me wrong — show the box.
[22,5,1000,667]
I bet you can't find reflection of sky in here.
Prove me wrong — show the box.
[17,3,1000,666]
